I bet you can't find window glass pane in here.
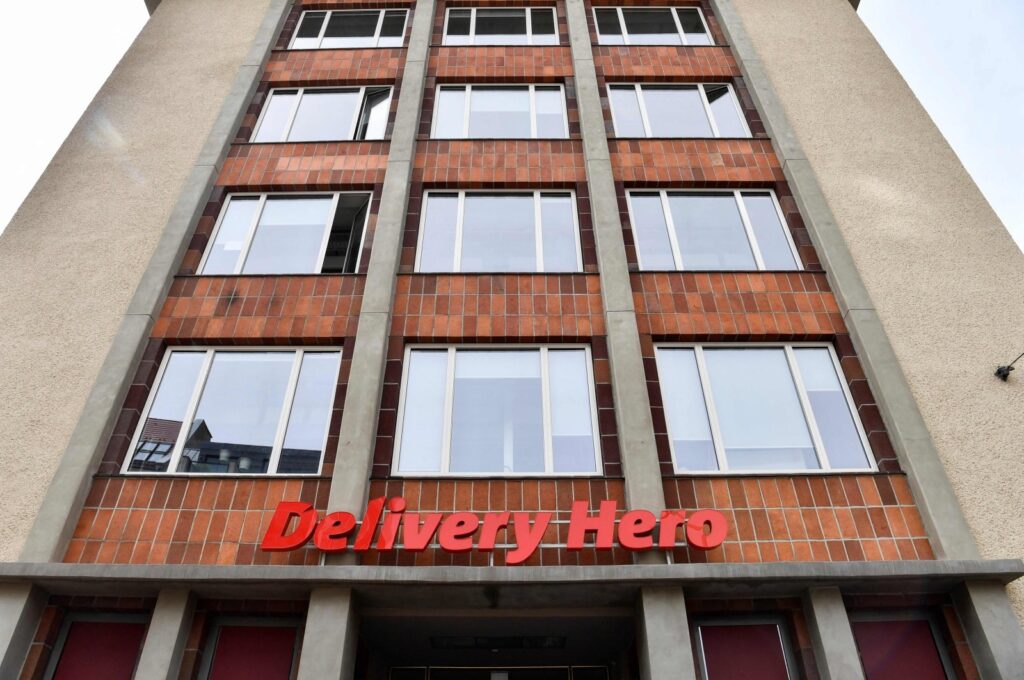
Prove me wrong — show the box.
[293,12,327,48]
[446,9,472,44]
[704,84,747,137]
[642,86,712,137]
[322,193,370,274]
[434,87,467,138]
[462,194,536,271]
[594,9,624,44]
[450,351,544,473]
[609,86,646,137]
[356,87,391,140]
[51,620,147,680]
[288,89,360,142]
[742,193,797,270]
[321,11,379,48]
[128,352,205,472]
[208,625,298,680]
[253,91,298,143]
[699,624,791,680]
[203,197,260,274]
[419,194,459,271]
[677,8,711,45]
[794,348,870,469]
[179,353,294,474]
[704,349,818,470]
[475,9,528,44]
[628,193,676,269]
[852,620,948,680]
[279,352,339,473]
[540,194,577,271]
[549,350,598,472]
[468,87,532,138]
[535,87,566,138]
[380,10,407,46]
[621,8,681,44]
[667,193,756,270]
[242,197,332,274]
[530,9,557,44]
[656,349,716,470]
[398,351,449,472]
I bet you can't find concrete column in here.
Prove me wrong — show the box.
[0,584,45,679]
[133,588,195,680]
[296,588,359,680]
[802,587,864,680]
[636,587,697,680]
[952,580,1024,679]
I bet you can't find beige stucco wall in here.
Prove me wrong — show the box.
[729,0,1024,615]
[0,0,271,561]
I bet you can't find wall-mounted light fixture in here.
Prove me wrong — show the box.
[995,351,1024,381]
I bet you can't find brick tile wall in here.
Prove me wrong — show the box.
[414,140,587,185]
[217,142,389,189]
[265,48,407,85]
[609,139,783,184]
[594,46,740,80]
[430,47,575,80]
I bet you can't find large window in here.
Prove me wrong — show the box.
[199,193,370,275]
[608,83,747,138]
[290,9,408,49]
[395,347,601,475]
[432,85,569,139]
[198,619,302,680]
[627,190,799,270]
[252,86,392,142]
[851,614,955,680]
[43,614,147,680]
[655,345,873,473]
[594,7,712,45]
[694,618,797,680]
[417,191,581,272]
[443,7,558,45]
[126,349,341,475]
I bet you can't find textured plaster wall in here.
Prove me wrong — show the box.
[0,0,271,561]
[729,0,1024,615]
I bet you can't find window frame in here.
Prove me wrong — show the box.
[592,6,714,46]
[288,9,410,49]
[441,7,559,45]
[392,344,604,477]
[654,342,876,475]
[848,609,957,679]
[606,82,749,138]
[196,616,304,680]
[692,615,799,680]
[250,85,393,143]
[123,347,343,477]
[42,612,150,680]
[415,189,584,273]
[625,189,802,271]
[429,83,570,139]
[197,192,372,276]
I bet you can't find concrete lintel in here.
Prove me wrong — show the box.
[953,580,1024,678]
[637,587,696,680]
[297,588,358,680]
[803,587,864,680]
[0,584,45,680]
[134,588,196,680]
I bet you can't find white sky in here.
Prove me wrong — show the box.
[0,0,1021,249]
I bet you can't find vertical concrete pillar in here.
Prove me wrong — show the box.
[0,584,45,679]
[953,580,1024,679]
[296,588,359,680]
[636,587,697,680]
[802,587,864,680]
[133,588,196,680]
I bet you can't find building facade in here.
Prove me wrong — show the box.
[0,0,1022,677]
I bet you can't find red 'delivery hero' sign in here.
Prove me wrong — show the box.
[261,498,728,565]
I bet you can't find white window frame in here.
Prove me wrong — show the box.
[593,6,713,46]
[441,7,558,45]
[123,347,343,477]
[625,189,801,271]
[288,9,409,49]
[392,345,604,477]
[693,615,798,680]
[197,192,372,275]
[607,82,750,138]
[250,86,394,143]
[430,84,570,139]
[414,190,583,272]
[655,343,876,475]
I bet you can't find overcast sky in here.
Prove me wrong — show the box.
[0,0,1021,250]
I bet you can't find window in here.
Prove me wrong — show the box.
[627,190,799,270]
[417,192,581,272]
[655,345,873,472]
[851,614,954,680]
[695,619,796,680]
[395,347,601,475]
[443,7,558,45]
[126,349,341,475]
[608,83,747,138]
[198,619,301,680]
[594,7,712,45]
[432,85,568,139]
[291,10,408,48]
[43,614,147,680]
[252,86,392,142]
[199,193,370,275]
